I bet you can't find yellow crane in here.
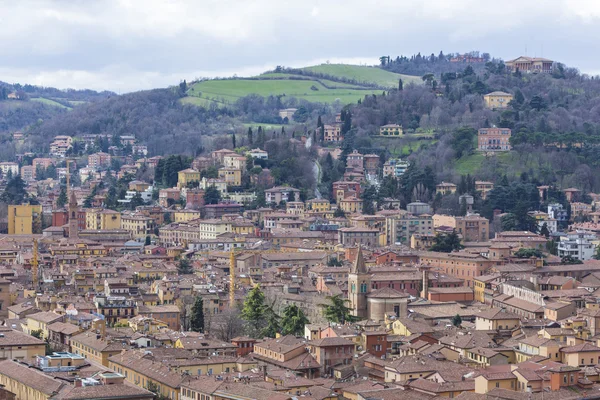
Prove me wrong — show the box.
[32,238,39,290]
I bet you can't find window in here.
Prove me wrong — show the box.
[495,382,499,388]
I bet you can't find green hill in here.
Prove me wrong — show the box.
[300,64,421,88]
[183,64,420,108]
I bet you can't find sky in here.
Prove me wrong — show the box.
[1,0,600,93]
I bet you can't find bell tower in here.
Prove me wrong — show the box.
[68,190,79,239]
[348,246,370,319]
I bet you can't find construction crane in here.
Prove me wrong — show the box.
[229,248,236,306]
[32,238,39,290]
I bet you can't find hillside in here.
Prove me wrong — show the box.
[300,64,421,87]
[182,64,419,108]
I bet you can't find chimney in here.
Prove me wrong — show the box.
[74,379,83,388]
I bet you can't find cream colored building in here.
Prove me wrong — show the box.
[198,219,232,239]
[483,91,514,109]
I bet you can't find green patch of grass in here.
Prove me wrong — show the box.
[301,64,421,88]
[68,100,87,106]
[186,78,380,106]
[30,97,71,109]
[454,153,486,175]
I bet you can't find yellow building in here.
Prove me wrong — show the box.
[306,199,330,212]
[435,182,457,195]
[339,196,363,214]
[173,209,201,223]
[379,124,404,136]
[474,372,517,394]
[22,311,63,339]
[177,168,201,189]
[85,209,121,230]
[561,343,600,367]
[0,359,64,400]
[8,204,42,234]
[483,91,514,109]
[121,215,156,239]
[475,308,520,331]
[71,331,123,367]
[0,328,46,360]
[218,167,242,186]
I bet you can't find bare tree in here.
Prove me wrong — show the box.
[210,309,244,342]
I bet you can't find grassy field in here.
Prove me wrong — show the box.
[454,152,514,175]
[182,64,420,109]
[186,78,380,107]
[30,97,72,109]
[301,64,421,88]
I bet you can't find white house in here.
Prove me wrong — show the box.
[557,231,597,261]
[248,148,268,160]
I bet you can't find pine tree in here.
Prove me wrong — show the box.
[145,236,151,245]
[262,305,280,338]
[398,78,403,91]
[452,314,462,327]
[177,258,194,275]
[190,296,205,333]
[232,133,236,149]
[247,127,253,145]
[317,115,323,128]
[241,285,266,338]
[56,187,68,208]
[280,304,309,336]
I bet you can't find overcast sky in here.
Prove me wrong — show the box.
[1,0,599,93]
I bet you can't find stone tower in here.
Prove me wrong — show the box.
[68,190,78,239]
[348,246,370,319]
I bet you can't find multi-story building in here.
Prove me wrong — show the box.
[49,135,72,157]
[185,188,205,210]
[505,56,554,73]
[346,150,364,171]
[121,214,156,239]
[436,182,457,195]
[0,162,19,177]
[88,152,112,169]
[379,124,403,136]
[548,203,569,223]
[387,213,433,245]
[483,91,514,109]
[177,168,200,188]
[475,180,494,200]
[478,127,512,151]
[324,124,342,142]
[223,154,247,171]
[8,204,42,234]
[383,158,410,178]
[94,295,136,325]
[198,219,232,239]
[218,167,242,186]
[433,214,489,242]
[265,186,300,204]
[558,232,597,261]
[20,165,35,181]
[158,188,181,207]
[338,226,379,247]
[85,209,121,230]
[332,180,361,202]
[418,251,502,287]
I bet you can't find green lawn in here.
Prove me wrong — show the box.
[30,97,72,109]
[454,153,486,175]
[454,152,515,175]
[185,78,379,107]
[301,64,421,88]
